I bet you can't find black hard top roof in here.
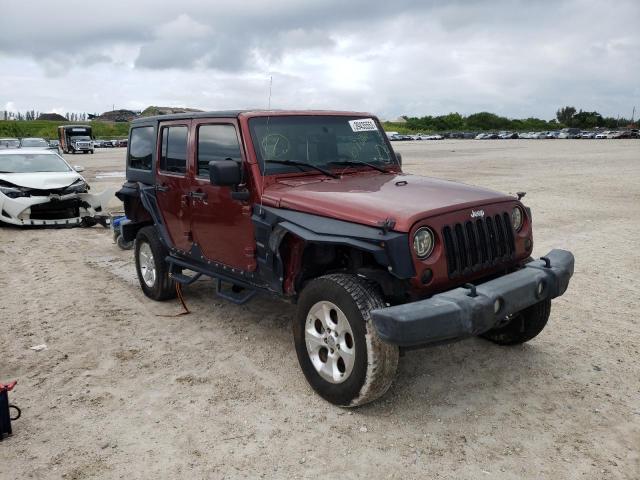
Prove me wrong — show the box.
[131,109,373,124]
[59,124,92,129]
[131,110,248,124]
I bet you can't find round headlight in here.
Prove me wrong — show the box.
[512,206,524,231]
[413,227,435,259]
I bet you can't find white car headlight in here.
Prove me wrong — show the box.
[512,206,524,231]
[413,227,435,259]
[65,179,89,193]
[0,185,29,198]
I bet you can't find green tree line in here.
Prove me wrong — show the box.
[0,120,130,140]
[384,107,635,133]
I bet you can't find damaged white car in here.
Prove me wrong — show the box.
[0,149,113,227]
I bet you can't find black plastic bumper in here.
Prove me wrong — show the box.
[371,249,574,347]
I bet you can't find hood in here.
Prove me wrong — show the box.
[262,172,513,232]
[0,171,82,190]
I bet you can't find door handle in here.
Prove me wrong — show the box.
[156,184,169,192]
[188,191,207,200]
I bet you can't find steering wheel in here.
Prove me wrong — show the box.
[261,133,290,159]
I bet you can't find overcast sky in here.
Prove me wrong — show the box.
[1,0,638,120]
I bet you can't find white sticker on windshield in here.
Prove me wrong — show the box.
[349,118,378,132]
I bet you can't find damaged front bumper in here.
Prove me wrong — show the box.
[0,188,115,226]
[371,249,574,347]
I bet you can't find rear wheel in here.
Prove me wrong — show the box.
[481,299,551,345]
[293,274,399,407]
[134,226,175,301]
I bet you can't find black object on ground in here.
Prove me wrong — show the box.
[0,380,20,441]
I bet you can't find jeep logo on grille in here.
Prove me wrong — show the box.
[470,209,485,218]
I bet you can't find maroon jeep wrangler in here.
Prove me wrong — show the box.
[116,110,574,406]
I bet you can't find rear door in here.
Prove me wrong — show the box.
[155,120,194,252]
[189,119,256,271]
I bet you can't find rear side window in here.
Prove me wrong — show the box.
[128,127,154,170]
[197,124,242,177]
[160,126,188,174]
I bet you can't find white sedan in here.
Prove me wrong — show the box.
[0,149,113,227]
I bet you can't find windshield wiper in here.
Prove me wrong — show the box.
[328,160,388,173]
[265,160,339,179]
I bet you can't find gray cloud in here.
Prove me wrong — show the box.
[0,0,638,118]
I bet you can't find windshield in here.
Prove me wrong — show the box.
[249,116,395,175]
[0,153,71,173]
[72,136,92,141]
[20,138,49,147]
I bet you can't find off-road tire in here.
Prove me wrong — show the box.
[135,226,176,301]
[293,274,399,407]
[481,299,551,345]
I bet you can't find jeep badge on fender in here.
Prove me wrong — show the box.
[116,110,574,407]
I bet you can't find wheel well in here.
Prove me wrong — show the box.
[280,236,407,301]
[123,194,152,223]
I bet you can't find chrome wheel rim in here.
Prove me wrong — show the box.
[305,301,356,384]
[138,242,156,288]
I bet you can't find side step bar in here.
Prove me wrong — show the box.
[168,264,202,286]
[215,279,256,305]
[166,256,257,305]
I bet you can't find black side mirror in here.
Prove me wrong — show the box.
[209,160,241,186]
[395,152,402,166]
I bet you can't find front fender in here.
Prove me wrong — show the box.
[252,205,415,292]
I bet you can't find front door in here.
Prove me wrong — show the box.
[189,120,256,271]
[155,120,193,252]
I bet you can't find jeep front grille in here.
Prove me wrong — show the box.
[442,212,516,278]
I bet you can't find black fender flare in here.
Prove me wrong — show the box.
[252,205,415,292]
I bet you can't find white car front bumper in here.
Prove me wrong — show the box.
[0,188,114,226]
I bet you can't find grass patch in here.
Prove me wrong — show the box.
[0,120,130,140]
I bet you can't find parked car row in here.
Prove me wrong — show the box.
[0,137,129,151]
[94,139,128,148]
[388,128,639,141]
[0,137,58,150]
[389,133,444,141]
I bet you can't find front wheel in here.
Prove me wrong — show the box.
[481,299,551,345]
[293,274,399,407]
[134,226,176,301]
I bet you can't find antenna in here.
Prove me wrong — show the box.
[259,75,273,213]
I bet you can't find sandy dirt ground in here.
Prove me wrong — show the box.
[1,140,638,479]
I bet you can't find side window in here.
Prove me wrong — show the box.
[159,126,188,174]
[197,124,242,177]
[128,126,154,170]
